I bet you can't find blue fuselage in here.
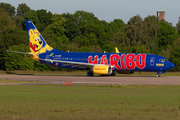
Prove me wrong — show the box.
[38,49,175,73]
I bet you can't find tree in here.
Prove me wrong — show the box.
[49,13,66,36]
[128,14,142,25]
[169,38,180,71]
[36,9,52,31]
[0,2,15,16]
[111,31,126,51]
[0,8,14,31]
[108,19,125,50]
[0,8,15,69]
[123,15,160,53]
[13,16,24,29]
[122,45,150,53]
[108,19,125,33]
[74,10,99,23]
[62,13,81,41]
[123,15,144,47]
[157,20,179,50]
[101,44,120,53]
[23,10,40,30]
[16,3,30,17]
[42,13,67,50]
[5,44,34,70]
[176,17,180,34]
[143,15,159,52]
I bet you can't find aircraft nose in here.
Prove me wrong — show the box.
[168,62,175,69]
[165,62,175,70]
[171,62,175,68]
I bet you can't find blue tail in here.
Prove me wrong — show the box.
[25,20,53,54]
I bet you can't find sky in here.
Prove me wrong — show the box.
[1,0,180,26]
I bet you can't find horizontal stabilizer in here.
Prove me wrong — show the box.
[6,50,32,55]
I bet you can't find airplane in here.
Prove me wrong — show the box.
[7,20,175,77]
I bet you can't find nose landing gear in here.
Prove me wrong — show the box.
[156,71,166,77]
[156,74,160,77]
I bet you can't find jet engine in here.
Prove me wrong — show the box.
[92,65,112,75]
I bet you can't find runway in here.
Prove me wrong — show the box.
[0,75,180,85]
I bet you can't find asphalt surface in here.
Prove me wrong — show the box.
[0,75,180,85]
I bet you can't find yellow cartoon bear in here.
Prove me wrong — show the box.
[29,29,53,54]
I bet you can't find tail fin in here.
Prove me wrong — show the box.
[25,20,53,55]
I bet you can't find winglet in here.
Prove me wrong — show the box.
[115,47,120,53]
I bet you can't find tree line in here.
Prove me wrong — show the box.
[0,2,180,71]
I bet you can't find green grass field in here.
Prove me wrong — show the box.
[0,79,43,84]
[0,84,180,120]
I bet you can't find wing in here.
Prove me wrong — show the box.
[41,59,104,69]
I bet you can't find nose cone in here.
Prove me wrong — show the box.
[164,62,175,70]
[167,62,175,70]
[171,62,175,69]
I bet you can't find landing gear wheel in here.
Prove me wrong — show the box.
[87,72,94,76]
[109,73,116,76]
[156,74,160,77]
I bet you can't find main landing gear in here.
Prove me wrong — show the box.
[87,72,116,76]
[87,71,94,76]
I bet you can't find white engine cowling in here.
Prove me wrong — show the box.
[92,65,112,75]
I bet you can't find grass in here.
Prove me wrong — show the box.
[0,70,180,76]
[0,79,44,84]
[0,84,180,119]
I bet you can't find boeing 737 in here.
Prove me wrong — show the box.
[7,20,175,77]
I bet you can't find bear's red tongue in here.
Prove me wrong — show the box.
[30,43,38,52]
[32,44,38,52]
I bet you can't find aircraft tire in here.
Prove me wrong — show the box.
[156,74,160,77]
[109,73,116,76]
[87,72,94,76]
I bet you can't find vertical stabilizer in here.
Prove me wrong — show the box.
[25,20,53,55]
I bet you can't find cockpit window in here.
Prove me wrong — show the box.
[159,59,168,62]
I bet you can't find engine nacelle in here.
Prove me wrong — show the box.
[93,65,112,75]
[117,71,134,74]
